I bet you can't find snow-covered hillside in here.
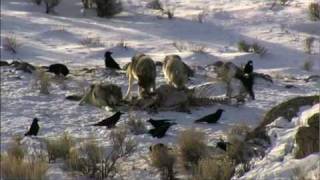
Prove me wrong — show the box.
[1,0,319,179]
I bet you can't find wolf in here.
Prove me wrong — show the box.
[125,53,156,99]
[213,61,254,100]
[79,83,123,108]
[162,55,192,90]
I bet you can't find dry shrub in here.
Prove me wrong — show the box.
[196,10,208,23]
[3,34,20,54]
[66,128,137,179]
[6,136,25,161]
[192,155,235,180]
[45,132,75,162]
[162,8,175,19]
[309,3,320,21]
[96,0,122,18]
[304,37,315,54]
[279,0,289,6]
[226,125,251,163]
[65,148,88,175]
[116,39,128,49]
[82,0,96,9]
[251,43,267,56]
[32,0,42,5]
[226,137,246,164]
[126,113,147,135]
[177,129,207,168]
[172,41,188,52]
[150,145,176,180]
[189,43,207,54]
[303,59,314,71]
[38,70,51,95]
[172,41,207,53]
[227,124,251,142]
[146,0,163,10]
[44,0,61,14]
[237,40,267,56]
[80,36,103,47]
[237,40,251,52]
[1,137,48,180]
[1,155,48,180]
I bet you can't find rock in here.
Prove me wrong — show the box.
[294,126,319,159]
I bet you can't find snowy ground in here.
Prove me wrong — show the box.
[1,0,319,179]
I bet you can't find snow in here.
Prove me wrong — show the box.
[1,0,319,179]
[239,104,320,180]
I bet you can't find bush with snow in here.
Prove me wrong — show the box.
[192,155,235,180]
[43,0,62,14]
[66,128,136,179]
[126,114,147,135]
[32,0,42,5]
[177,129,207,169]
[95,0,122,18]
[237,40,267,56]
[146,0,163,10]
[45,132,75,162]
[3,34,20,54]
[0,137,48,180]
[150,144,176,180]
[309,3,320,21]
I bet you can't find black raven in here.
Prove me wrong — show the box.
[25,118,40,136]
[216,139,231,151]
[46,63,70,77]
[148,123,173,138]
[243,60,253,74]
[104,51,121,70]
[91,112,123,129]
[147,118,176,129]
[237,73,255,100]
[194,109,224,124]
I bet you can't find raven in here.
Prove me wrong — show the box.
[237,73,255,100]
[194,109,224,124]
[216,139,231,151]
[104,51,121,70]
[147,118,176,128]
[243,60,253,74]
[25,118,40,136]
[46,63,70,77]
[91,112,123,128]
[148,123,173,138]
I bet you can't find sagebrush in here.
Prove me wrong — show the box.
[66,128,137,179]
[177,129,207,169]
[95,0,122,17]
[150,145,176,180]
[238,40,267,56]
[1,137,48,180]
[46,132,75,162]
[309,3,320,21]
[3,34,20,54]
[192,155,235,180]
[126,114,147,135]
[43,0,61,14]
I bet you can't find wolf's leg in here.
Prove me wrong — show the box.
[226,81,233,99]
[125,75,133,99]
